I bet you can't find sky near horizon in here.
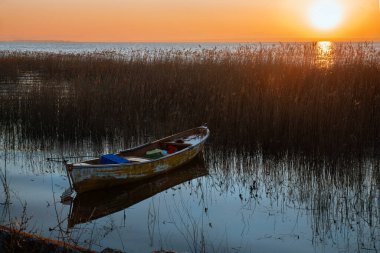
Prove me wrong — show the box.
[1,0,379,42]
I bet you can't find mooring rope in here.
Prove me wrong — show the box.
[46,156,97,163]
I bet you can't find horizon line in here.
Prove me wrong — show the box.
[1,39,380,44]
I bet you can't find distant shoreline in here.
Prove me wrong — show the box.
[1,40,379,54]
[1,39,380,43]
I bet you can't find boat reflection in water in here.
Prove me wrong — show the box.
[65,154,208,228]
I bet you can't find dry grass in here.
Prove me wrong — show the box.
[0,43,379,155]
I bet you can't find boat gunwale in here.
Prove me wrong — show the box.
[68,126,210,169]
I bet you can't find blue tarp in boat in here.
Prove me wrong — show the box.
[100,154,129,164]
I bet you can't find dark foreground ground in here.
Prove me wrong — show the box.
[0,225,99,253]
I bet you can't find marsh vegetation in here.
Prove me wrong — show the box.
[0,42,379,252]
[1,42,379,154]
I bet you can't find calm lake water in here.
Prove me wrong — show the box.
[2,145,378,253]
[1,41,380,53]
[0,42,379,253]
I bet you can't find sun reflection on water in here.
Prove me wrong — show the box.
[317,41,332,54]
[316,41,334,68]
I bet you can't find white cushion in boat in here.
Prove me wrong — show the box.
[127,157,151,162]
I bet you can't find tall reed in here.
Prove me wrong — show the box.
[0,43,379,155]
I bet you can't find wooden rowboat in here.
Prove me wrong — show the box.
[66,155,208,228]
[66,126,210,193]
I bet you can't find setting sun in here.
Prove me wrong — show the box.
[0,0,379,41]
[309,1,344,30]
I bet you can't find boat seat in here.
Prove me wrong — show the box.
[125,156,151,163]
[162,142,192,147]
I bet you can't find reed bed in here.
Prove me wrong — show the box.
[0,43,379,155]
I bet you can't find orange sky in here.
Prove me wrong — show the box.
[1,0,379,42]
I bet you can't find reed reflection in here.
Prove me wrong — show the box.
[204,148,380,252]
[1,139,379,252]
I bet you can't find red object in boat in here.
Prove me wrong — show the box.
[167,145,177,154]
